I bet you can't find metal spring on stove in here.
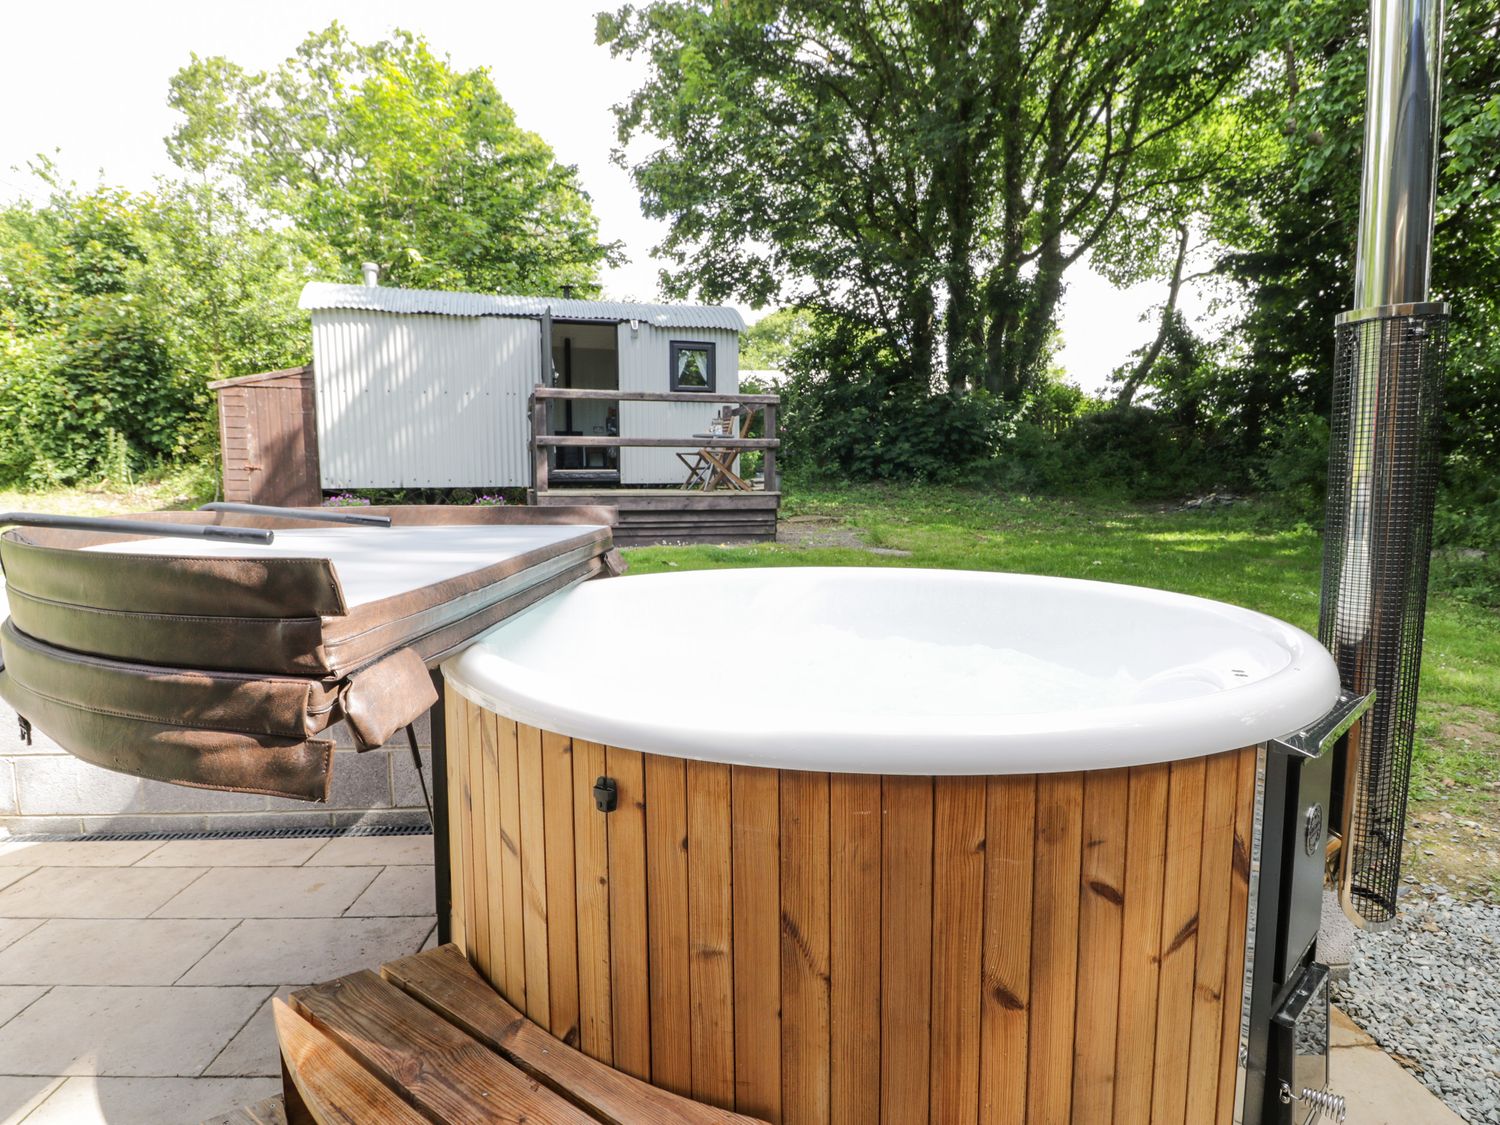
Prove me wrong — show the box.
[1280,1082,1347,1122]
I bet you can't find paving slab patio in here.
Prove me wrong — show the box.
[0,832,436,1124]
[0,831,1463,1124]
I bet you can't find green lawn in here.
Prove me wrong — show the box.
[625,483,1500,883]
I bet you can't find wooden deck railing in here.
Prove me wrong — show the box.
[529,387,780,493]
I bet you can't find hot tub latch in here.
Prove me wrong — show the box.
[593,776,618,813]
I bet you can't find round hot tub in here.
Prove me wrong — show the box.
[440,568,1340,1124]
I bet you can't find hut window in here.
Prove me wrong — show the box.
[669,341,716,391]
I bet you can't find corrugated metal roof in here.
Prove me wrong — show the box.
[299,282,745,332]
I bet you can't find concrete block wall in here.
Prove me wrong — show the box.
[0,700,433,836]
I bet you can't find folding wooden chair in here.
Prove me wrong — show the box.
[677,406,754,491]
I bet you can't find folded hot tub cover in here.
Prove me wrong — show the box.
[0,505,622,802]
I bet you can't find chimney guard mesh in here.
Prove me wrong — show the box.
[1320,307,1446,925]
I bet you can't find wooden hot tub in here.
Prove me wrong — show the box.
[440,568,1341,1124]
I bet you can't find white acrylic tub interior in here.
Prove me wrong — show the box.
[87,524,606,608]
[443,567,1342,774]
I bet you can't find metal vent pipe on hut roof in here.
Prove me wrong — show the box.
[1322,0,1448,927]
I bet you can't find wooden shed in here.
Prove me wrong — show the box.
[210,365,321,507]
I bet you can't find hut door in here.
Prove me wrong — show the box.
[539,306,554,386]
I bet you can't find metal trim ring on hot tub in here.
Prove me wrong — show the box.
[442,567,1343,775]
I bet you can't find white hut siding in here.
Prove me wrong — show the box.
[311,310,538,488]
[616,323,740,485]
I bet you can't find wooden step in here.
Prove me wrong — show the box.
[275,944,768,1124]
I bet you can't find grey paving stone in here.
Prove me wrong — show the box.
[345,866,436,918]
[0,866,207,919]
[0,918,235,985]
[203,985,304,1078]
[306,834,434,867]
[0,840,162,868]
[154,866,378,920]
[0,985,267,1076]
[0,984,46,1027]
[0,760,15,816]
[0,1076,65,1123]
[135,838,325,868]
[0,869,32,894]
[179,916,434,985]
[0,919,41,954]
[22,1074,281,1122]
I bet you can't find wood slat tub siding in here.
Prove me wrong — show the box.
[1071,768,1130,1123]
[880,776,933,1125]
[829,773,881,1125]
[542,728,581,1046]
[688,759,736,1107]
[1028,771,1085,1124]
[516,723,551,1028]
[646,753,694,1097]
[465,701,492,985]
[732,765,782,1122]
[780,769,831,1124]
[573,738,614,1064]
[931,777,987,1125]
[979,774,1036,1122]
[606,746,652,1081]
[1151,758,1209,1125]
[444,696,467,955]
[496,717,528,1011]
[446,721,1260,1125]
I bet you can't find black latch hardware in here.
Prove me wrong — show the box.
[17,716,31,746]
[593,776,618,813]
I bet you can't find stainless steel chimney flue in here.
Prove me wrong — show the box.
[1352,0,1445,310]
[1322,0,1449,929]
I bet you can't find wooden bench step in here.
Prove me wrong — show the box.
[274,999,425,1125]
[277,944,767,1125]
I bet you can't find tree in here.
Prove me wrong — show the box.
[1167,0,1500,463]
[168,24,621,294]
[600,0,1262,398]
[0,164,322,485]
[740,307,814,370]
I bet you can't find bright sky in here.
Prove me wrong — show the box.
[0,0,1202,395]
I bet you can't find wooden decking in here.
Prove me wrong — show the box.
[528,387,781,545]
[532,488,779,545]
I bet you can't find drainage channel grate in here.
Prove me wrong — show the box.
[3,823,433,844]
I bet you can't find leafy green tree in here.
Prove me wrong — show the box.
[600,0,1262,398]
[1180,0,1500,468]
[740,307,814,370]
[168,24,621,294]
[0,165,321,485]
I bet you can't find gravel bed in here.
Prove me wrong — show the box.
[1333,888,1500,1124]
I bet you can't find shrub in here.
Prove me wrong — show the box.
[1252,409,1330,519]
[778,317,1009,481]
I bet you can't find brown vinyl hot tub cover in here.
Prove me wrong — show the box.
[0,506,621,803]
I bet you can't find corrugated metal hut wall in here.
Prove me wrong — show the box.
[212,366,321,506]
[310,309,539,489]
[616,322,741,484]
